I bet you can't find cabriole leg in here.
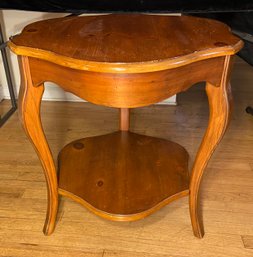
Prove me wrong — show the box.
[189,56,234,238]
[18,56,58,235]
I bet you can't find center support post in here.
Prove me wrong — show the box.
[119,108,130,131]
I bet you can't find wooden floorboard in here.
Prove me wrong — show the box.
[0,57,253,256]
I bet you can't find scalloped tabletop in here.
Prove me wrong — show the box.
[9,14,243,73]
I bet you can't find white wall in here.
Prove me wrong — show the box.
[0,10,176,104]
[0,10,77,102]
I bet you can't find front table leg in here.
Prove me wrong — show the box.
[18,56,58,235]
[189,56,233,238]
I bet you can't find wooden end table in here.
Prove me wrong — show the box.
[9,14,243,238]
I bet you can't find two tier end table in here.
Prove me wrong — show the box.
[9,14,243,238]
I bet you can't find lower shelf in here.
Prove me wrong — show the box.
[58,131,189,221]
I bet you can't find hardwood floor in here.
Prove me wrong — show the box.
[0,57,253,256]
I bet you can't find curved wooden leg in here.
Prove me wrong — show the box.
[189,56,234,238]
[18,56,58,235]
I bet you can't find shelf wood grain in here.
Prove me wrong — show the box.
[58,131,189,221]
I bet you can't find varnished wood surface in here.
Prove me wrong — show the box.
[8,14,243,238]
[9,14,243,73]
[119,108,129,131]
[59,189,189,223]
[28,56,225,108]
[189,55,234,238]
[58,131,189,220]
[18,56,58,235]
[0,57,253,256]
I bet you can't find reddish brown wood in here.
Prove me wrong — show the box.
[119,108,130,131]
[189,56,234,238]
[18,56,58,235]
[28,57,225,108]
[9,14,243,237]
[58,131,189,220]
[9,14,243,73]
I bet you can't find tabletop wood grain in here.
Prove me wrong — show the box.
[9,14,243,73]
